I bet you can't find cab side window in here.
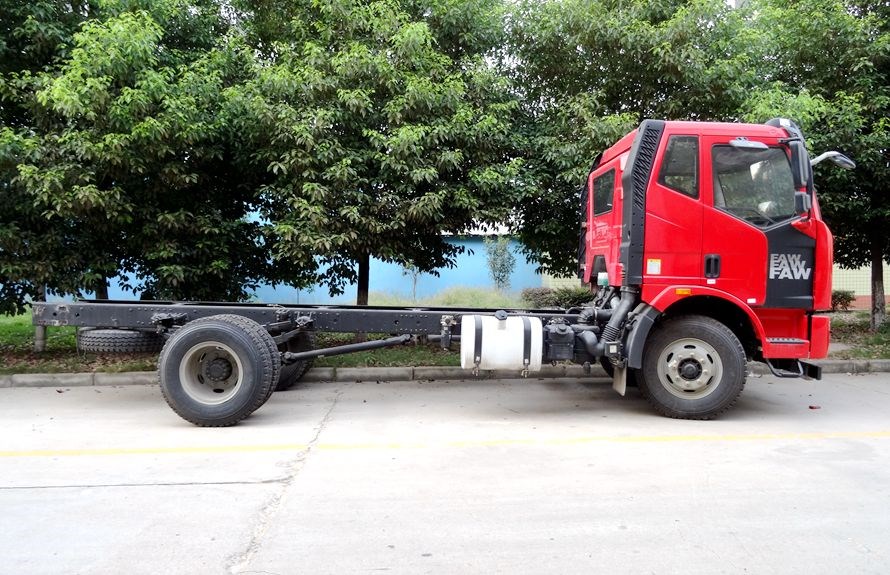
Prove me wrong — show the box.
[658,136,698,198]
[593,169,615,216]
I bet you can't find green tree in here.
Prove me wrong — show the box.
[508,0,753,275]
[742,0,890,328]
[0,1,98,314]
[401,263,423,301]
[240,0,520,305]
[484,235,516,292]
[2,1,314,308]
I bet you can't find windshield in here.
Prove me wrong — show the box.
[712,146,796,228]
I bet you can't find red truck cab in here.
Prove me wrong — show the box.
[580,119,838,384]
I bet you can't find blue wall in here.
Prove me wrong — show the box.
[77,236,541,303]
[251,237,541,304]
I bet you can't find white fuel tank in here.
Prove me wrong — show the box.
[460,314,543,372]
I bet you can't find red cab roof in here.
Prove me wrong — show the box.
[599,120,790,166]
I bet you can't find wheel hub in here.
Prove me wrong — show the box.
[205,357,233,382]
[657,338,723,399]
[678,358,703,381]
[179,341,244,406]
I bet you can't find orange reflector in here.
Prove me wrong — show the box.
[675,288,693,296]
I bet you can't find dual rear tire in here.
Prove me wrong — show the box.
[275,332,316,391]
[158,315,279,427]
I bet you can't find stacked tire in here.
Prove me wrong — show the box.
[77,328,164,354]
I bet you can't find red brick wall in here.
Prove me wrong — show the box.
[851,295,890,310]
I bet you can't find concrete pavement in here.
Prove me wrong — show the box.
[2,373,890,574]
[2,354,889,389]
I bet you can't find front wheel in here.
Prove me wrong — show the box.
[638,315,746,420]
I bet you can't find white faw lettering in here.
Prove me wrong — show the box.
[769,253,812,280]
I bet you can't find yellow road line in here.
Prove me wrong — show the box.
[3,430,890,458]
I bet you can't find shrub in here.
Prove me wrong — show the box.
[832,290,855,312]
[552,286,594,308]
[521,286,592,308]
[521,287,557,308]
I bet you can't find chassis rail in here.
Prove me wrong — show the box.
[32,300,581,336]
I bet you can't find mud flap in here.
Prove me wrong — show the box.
[612,366,628,396]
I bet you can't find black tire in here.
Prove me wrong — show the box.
[77,328,163,353]
[275,332,316,392]
[220,315,281,402]
[637,315,746,420]
[158,314,278,427]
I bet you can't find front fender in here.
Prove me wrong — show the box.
[645,285,768,350]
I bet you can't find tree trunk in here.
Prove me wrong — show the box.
[356,253,370,306]
[95,277,109,300]
[870,237,886,331]
[355,253,370,342]
[33,285,46,353]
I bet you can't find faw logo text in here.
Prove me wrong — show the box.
[769,253,812,280]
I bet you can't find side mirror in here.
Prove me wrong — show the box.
[789,140,810,188]
[811,151,856,170]
[794,191,812,216]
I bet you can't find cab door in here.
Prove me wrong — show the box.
[701,136,814,308]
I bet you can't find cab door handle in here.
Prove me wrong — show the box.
[704,254,721,278]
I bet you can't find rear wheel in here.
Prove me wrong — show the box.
[158,315,278,427]
[275,332,316,391]
[638,315,746,420]
[218,315,280,402]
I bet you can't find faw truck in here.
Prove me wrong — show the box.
[32,118,854,426]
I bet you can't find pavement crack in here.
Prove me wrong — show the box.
[226,389,343,574]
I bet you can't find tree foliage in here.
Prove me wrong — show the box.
[508,0,888,326]
[2,0,888,323]
[0,1,95,314]
[508,0,753,274]
[238,0,520,302]
[740,0,890,326]
[1,0,313,308]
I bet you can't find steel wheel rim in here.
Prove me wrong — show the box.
[656,337,723,399]
[179,341,244,405]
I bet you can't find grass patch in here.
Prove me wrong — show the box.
[1,352,158,375]
[0,313,77,353]
[310,332,459,368]
[369,285,527,309]
[1,313,158,375]
[829,311,890,359]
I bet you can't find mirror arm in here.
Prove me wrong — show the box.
[810,152,834,166]
[811,151,857,169]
